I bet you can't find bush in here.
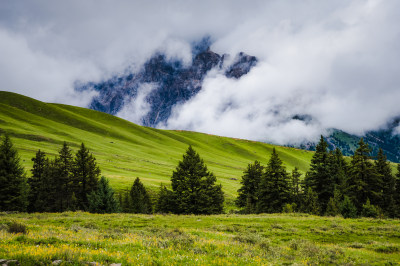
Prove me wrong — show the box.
[282,203,296,213]
[340,196,357,218]
[8,221,27,234]
[361,199,378,218]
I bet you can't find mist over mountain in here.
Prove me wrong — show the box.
[76,38,257,127]
[2,1,400,160]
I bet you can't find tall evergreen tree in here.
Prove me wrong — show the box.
[304,136,331,213]
[236,160,263,213]
[36,158,59,212]
[171,145,224,214]
[129,177,153,214]
[375,148,396,217]
[290,167,302,208]
[155,184,177,213]
[347,138,381,212]
[73,143,100,210]
[87,176,119,213]
[394,164,400,217]
[28,150,46,212]
[257,148,290,213]
[54,142,74,211]
[0,134,28,212]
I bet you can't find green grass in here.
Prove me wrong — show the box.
[0,91,313,205]
[1,212,400,265]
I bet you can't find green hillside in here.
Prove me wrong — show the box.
[0,91,313,203]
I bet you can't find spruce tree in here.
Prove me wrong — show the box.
[73,143,100,210]
[290,167,302,208]
[54,142,74,211]
[28,150,46,212]
[257,148,290,213]
[375,148,396,217]
[129,177,153,214]
[236,160,263,213]
[347,138,381,212]
[87,176,119,213]
[0,134,28,212]
[155,184,177,213]
[36,158,58,212]
[171,145,224,214]
[304,136,331,214]
[301,187,319,215]
[395,164,400,217]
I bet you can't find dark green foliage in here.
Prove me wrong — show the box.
[304,136,332,214]
[290,167,302,208]
[129,177,153,214]
[301,187,319,215]
[236,160,263,213]
[340,196,357,218]
[27,150,46,212]
[347,139,381,211]
[170,146,224,214]
[257,148,290,213]
[0,134,28,212]
[361,199,379,218]
[54,142,74,211]
[325,188,342,216]
[87,176,119,213]
[155,185,177,213]
[73,143,100,210]
[375,149,396,217]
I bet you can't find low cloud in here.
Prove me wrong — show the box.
[1,1,400,144]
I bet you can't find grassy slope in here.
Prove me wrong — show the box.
[0,91,313,202]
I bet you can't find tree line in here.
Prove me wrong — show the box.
[236,136,400,218]
[2,132,400,218]
[0,135,223,214]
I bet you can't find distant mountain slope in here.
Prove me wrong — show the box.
[76,38,257,127]
[0,91,313,201]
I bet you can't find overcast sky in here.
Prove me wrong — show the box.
[1,0,400,144]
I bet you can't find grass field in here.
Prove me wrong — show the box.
[0,91,313,206]
[1,212,400,265]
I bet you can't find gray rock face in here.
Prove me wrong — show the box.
[76,41,257,127]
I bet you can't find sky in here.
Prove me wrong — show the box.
[1,0,400,144]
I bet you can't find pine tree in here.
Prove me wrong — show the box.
[28,150,47,212]
[236,160,263,213]
[340,196,357,218]
[130,177,153,214]
[375,148,396,217]
[301,187,319,215]
[0,135,28,212]
[290,167,302,208]
[325,189,341,216]
[155,184,177,213]
[257,148,290,213]
[347,139,381,212]
[395,164,400,217]
[304,136,331,214]
[36,158,58,212]
[171,145,224,214]
[53,142,74,211]
[73,143,100,210]
[87,176,119,213]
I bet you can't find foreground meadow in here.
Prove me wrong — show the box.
[1,213,400,265]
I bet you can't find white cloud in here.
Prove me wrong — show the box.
[1,0,400,144]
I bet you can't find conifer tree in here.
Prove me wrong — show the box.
[257,148,290,213]
[290,167,302,208]
[375,148,396,217]
[395,164,400,217]
[0,135,28,212]
[304,136,331,213]
[36,158,58,212]
[347,138,381,212]
[54,142,74,211]
[171,145,224,214]
[301,187,319,215]
[87,176,119,213]
[340,195,357,218]
[28,150,46,212]
[155,184,177,213]
[129,177,153,214]
[73,143,100,210]
[236,160,263,213]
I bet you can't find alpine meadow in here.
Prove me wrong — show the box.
[1,91,400,265]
